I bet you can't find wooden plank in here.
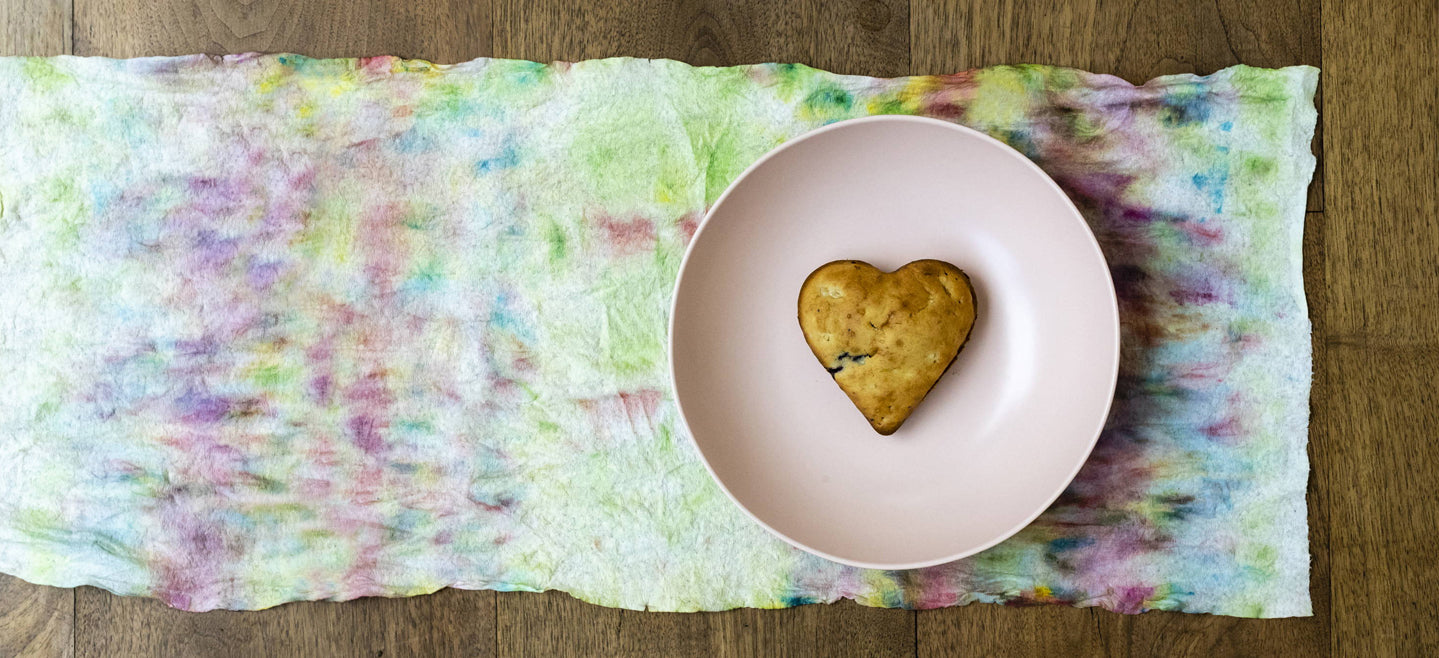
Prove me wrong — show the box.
[806,0,910,77]
[72,0,490,62]
[918,606,1104,658]
[0,0,70,56]
[1321,344,1439,657]
[492,0,809,64]
[1302,207,1332,652]
[1097,608,1327,658]
[909,0,1320,89]
[75,586,496,657]
[0,575,73,658]
[491,0,909,76]
[617,602,914,658]
[497,591,618,657]
[909,0,1322,211]
[1321,0,1438,652]
[1321,0,1438,342]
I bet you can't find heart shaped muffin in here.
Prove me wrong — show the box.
[798,260,977,435]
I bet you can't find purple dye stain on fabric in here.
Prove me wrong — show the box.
[310,375,333,405]
[175,389,230,424]
[348,415,385,455]
[246,260,284,290]
[345,371,395,407]
[191,230,239,270]
[1114,586,1157,614]
[1167,266,1235,306]
[1109,264,1148,301]
[1201,417,1243,441]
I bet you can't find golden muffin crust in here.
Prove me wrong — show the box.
[797,259,977,435]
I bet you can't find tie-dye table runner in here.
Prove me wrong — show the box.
[0,55,1317,616]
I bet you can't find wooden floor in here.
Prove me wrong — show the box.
[0,0,1435,656]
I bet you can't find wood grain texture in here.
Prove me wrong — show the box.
[1320,0,1438,655]
[73,0,490,61]
[1320,0,1437,342]
[616,602,914,657]
[919,606,1104,657]
[0,0,68,56]
[1321,346,1439,657]
[492,0,908,76]
[498,591,619,657]
[0,575,72,658]
[75,586,496,657]
[909,0,1319,90]
[1097,606,1329,658]
[498,591,915,658]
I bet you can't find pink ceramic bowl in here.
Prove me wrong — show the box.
[669,116,1119,569]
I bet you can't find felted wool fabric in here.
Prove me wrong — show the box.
[0,55,1317,617]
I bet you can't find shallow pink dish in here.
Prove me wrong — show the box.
[668,116,1119,569]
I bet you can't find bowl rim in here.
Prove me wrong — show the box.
[666,114,1121,570]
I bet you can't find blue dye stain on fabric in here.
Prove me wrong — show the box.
[488,290,534,341]
[803,86,855,124]
[394,128,437,153]
[1048,537,1095,552]
[1190,169,1228,213]
[1160,92,1211,126]
[508,60,551,86]
[475,144,520,174]
[996,129,1040,159]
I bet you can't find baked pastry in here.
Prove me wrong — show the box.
[797,259,977,435]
